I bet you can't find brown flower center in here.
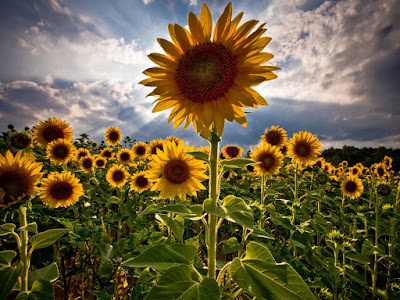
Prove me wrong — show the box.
[175,42,237,103]
[377,167,384,177]
[225,146,240,158]
[12,134,31,148]
[345,181,357,193]
[265,131,281,146]
[295,142,311,158]
[50,182,73,200]
[78,151,88,158]
[102,150,112,158]
[112,170,125,182]
[135,146,146,156]
[108,131,120,142]
[82,158,93,169]
[246,165,254,172]
[352,168,359,175]
[120,152,131,162]
[96,159,105,167]
[164,159,190,184]
[42,126,64,142]
[0,172,28,204]
[135,175,149,188]
[261,154,275,170]
[53,145,69,159]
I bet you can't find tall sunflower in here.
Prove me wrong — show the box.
[94,155,107,168]
[383,156,393,169]
[140,3,278,138]
[39,172,83,208]
[250,143,284,176]
[374,162,387,179]
[0,150,43,208]
[33,117,73,148]
[341,175,364,199]
[46,139,76,165]
[80,156,95,173]
[117,149,134,165]
[100,147,115,160]
[148,141,208,201]
[10,131,33,149]
[132,142,148,159]
[106,165,130,188]
[287,131,321,167]
[221,145,243,159]
[261,125,287,148]
[104,127,122,145]
[130,171,152,194]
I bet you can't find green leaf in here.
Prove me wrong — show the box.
[221,158,256,169]
[345,266,367,285]
[346,252,370,265]
[142,204,202,219]
[204,196,253,228]
[28,263,59,289]
[221,237,243,254]
[123,244,197,270]
[89,289,112,300]
[0,262,23,300]
[145,265,219,300]
[19,223,38,234]
[0,250,17,267]
[29,229,69,250]
[361,240,386,256]
[0,223,16,236]
[231,242,317,300]
[250,228,274,240]
[185,151,209,163]
[157,214,184,241]
[15,280,54,300]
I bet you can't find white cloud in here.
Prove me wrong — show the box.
[142,0,153,4]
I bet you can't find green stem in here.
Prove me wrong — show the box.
[216,261,232,286]
[372,192,379,296]
[387,217,395,290]
[290,163,299,256]
[333,243,339,300]
[206,134,219,279]
[18,206,29,293]
[260,175,266,228]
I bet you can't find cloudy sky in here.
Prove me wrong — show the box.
[0,0,399,150]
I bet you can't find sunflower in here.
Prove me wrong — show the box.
[76,148,90,161]
[222,170,235,181]
[147,139,165,156]
[340,160,348,168]
[314,157,325,169]
[104,127,122,146]
[349,166,361,176]
[287,131,321,167]
[221,145,243,160]
[195,146,211,154]
[0,150,43,208]
[39,172,83,208]
[101,147,115,159]
[46,139,76,165]
[130,171,152,193]
[341,175,364,199]
[261,126,287,148]
[219,151,226,160]
[165,136,182,146]
[33,117,73,148]
[117,149,134,165]
[94,155,107,168]
[80,156,94,173]
[374,163,387,179]
[250,143,284,176]
[140,3,278,138]
[106,165,130,188]
[148,141,208,201]
[132,142,148,159]
[383,155,393,169]
[10,131,33,149]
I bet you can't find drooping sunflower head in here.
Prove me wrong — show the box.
[94,155,107,168]
[132,142,148,159]
[141,3,279,139]
[0,150,43,209]
[148,141,208,201]
[80,155,94,173]
[76,148,90,161]
[261,126,287,148]
[46,139,76,165]
[39,171,83,208]
[250,143,284,176]
[377,181,392,197]
[100,147,115,160]
[287,131,321,167]
[106,164,130,188]
[147,139,165,156]
[33,117,73,148]
[315,172,330,184]
[221,145,243,160]
[117,149,134,165]
[130,171,152,194]
[383,155,393,169]
[104,127,122,146]
[10,131,33,149]
[341,175,364,199]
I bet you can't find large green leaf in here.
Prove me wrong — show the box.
[0,262,23,300]
[15,280,54,300]
[220,158,256,169]
[0,250,17,267]
[29,229,69,250]
[221,237,243,254]
[204,196,253,228]
[123,244,197,270]
[0,223,16,236]
[28,263,59,289]
[185,151,209,163]
[142,204,203,220]
[145,265,219,300]
[231,242,316,300]
[157,214,184,241]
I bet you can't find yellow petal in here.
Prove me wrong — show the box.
[148,53,175,67]
[199,3,212,41]
[174,24,193,53]
[213,2,232,42]
[188,12,204,44]
[152,100,178,112]
[157,38,182,59]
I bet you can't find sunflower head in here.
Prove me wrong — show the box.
[80,156,95,173]
[141,3,278,139]
[94,155,107,168]
[377,182,392,196]
[46,139,76,165]
[104,127,122,146]
[76,148,90,160]
[130,171,152,194]
[132,142,148,159]
[221,145,243,160]
[147,139,165,156]
[0,150,43,208]
[316,172,329,184]
[195,146,211,154]
[106,165,130,188]
[383,155,393,169]
[165,136,182,146]
[374,162,387,179]
[250,143,284,176]
[33,117,73,148]
[147,140,207,201]
[350,166,361,176]
[261,126,287,148]
[117,149,134,165]
[314,157,325,169]
[39,171,83,208]
[341,175,364,199]
[287,131,321,167]
[340,160,348,168]
[10,131,33,149]
[101,147,115,159]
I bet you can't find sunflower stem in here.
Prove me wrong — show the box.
[18,206,30,293]
[372,191,380,297]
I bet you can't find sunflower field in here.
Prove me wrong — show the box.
[1,3,400,300]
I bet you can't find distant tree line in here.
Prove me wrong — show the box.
[322,146,400,172]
